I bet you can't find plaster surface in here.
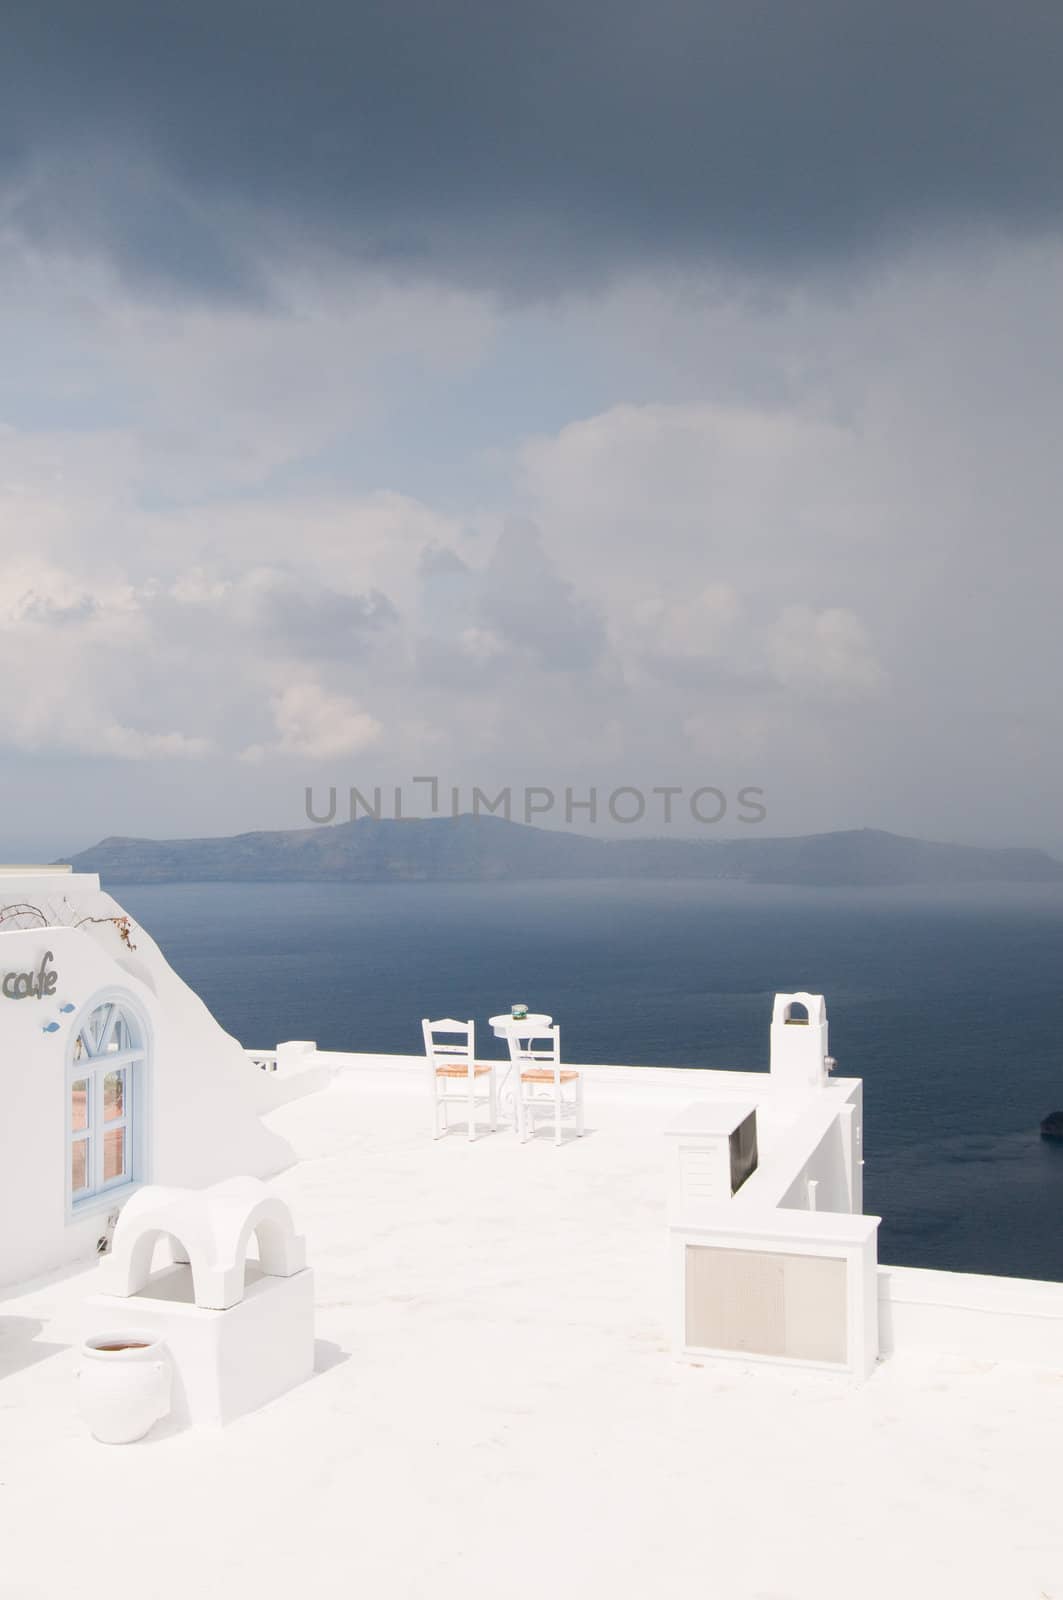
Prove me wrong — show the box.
[0,1073,1060,1599]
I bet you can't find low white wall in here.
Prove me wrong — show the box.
[246,1045,335,1114]
[879,1265,1063,1369]
[310,1048,863,1133]
[314,1049,779,1097]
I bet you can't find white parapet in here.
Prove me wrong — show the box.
[276,1039,318,1071]
[247,1040,334,1113]
[878,1264,1063,1367]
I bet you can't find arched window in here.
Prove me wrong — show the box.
[784,1000,809,1026]
[68,997,147,1208]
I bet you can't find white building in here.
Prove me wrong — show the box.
[1,867,1061,1598]
[0,867,291,1288]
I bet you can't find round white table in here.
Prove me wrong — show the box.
[489,1014,554,1114]
[489,1012,553,1042]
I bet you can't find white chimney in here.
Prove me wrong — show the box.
[770,992,829,1094]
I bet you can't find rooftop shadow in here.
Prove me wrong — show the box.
[0,1316,67,1381]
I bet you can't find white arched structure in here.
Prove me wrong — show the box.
[102,1177,306,1310]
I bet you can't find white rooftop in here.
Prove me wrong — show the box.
[1,1066,1060,1599]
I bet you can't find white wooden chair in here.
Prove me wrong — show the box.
[507,1024,584,1146]
[422,1018,498,1141]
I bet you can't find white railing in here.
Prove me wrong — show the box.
[244,1042,333,1112]
[245,1050,279,1074]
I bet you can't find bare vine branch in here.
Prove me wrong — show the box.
[73,914,137,950]
[0,903,49,929]
[0,903,137,950]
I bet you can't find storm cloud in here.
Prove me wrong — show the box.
[5,0,1063,296]
[1,3,1061,861]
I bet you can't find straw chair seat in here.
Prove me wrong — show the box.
[434,1061,495,1078]
[520,1067,580,1084]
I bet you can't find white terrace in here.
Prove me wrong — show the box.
[1,872,1061,1597]
[1,1059,1060,1598]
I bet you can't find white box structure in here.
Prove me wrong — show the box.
[664,1100,758,1221]
[669,993,880,1379]
[85,1178,315,1425]
[673,1213,880,1377]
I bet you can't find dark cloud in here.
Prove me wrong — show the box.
[10,158,267,302]
[5,1,1062,296]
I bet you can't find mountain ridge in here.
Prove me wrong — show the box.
[58,816,1063,888]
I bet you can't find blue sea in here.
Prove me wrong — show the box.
[116,879,1063,1282]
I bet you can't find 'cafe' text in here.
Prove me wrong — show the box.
[1,951,59,1001]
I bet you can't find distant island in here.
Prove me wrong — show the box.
[60,817,1063,888]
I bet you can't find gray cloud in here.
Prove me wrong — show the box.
[248,577,398,660]
[478,521,607,673]
[640,651,777,696]
[418,544,470,579]
[5,1,1063,297]
[14,590,99,627]
[413,523,607,685]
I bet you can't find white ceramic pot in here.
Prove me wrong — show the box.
[79,1331,172,1444]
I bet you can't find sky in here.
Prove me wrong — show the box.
[1,0,1062,858]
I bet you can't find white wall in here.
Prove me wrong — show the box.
[879,1265,1063,1368]
[777,1103,858,1214]
[245,1044,335,1113]
[660,1038,875,1376]
[727,1082,862,1221]
[0,874,293,1289]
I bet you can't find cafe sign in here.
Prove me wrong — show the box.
[1,950,58,1001]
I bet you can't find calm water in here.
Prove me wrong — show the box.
[116,879,1063,1282]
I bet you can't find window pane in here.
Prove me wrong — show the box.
[89,1006,106,1051]
[71,1138,89,1193]
[103,1127,126,1184]
[103,1070,125,1122]
[71,1079,89,1132]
